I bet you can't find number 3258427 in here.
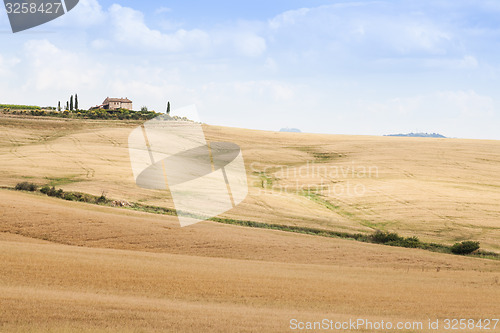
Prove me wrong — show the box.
[5,2,62,14]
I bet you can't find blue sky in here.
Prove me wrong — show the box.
[1,0,500,139]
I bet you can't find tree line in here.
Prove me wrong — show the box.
[58,94,78,111]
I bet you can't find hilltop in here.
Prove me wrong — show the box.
[279,127,302,133]
[385,132,447,138]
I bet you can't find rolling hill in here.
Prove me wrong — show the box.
[0,115,499,332]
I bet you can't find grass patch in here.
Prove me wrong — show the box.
[0,104,41,110]
[288,146,340,163]
[126,203,177,216]
[312,152,338,162]
[255,172,275,189]
[303,192,378,229]
[45,176,81,187]
[304,192,340,211]
[210,216,369,241]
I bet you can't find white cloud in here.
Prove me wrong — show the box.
[54,0,105,27]
[104,4,267,57]
[14,38,197,110]
[269,2,378,30]
[231,32,267,57]
[361,90,494,118]
[155,7,172,15]
[264,57,277,72]
[108,4,211,53]
[22,39,103,91]
[362,96,424,116]
[395,22,451,54]
[233,80,294,101]
[90,38,107,49]
[423,55,479,70]
[0,55,21,95]
[269,7,310,29]
[267,2,455,59]
[0,54,20,77]
[436,90,494,117]
[194,79,320,129]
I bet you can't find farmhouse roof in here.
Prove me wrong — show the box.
[103,97,132,104]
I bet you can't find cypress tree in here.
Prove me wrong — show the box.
[70,95,73,111]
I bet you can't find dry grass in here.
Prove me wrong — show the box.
[1,191,499,332]
[1,115,499,249]
[0,115,499,332]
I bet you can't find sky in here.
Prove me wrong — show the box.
[1,0,500,139]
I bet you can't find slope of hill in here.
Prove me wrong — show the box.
[1,190,499,332]
[0,115,499,331]
[2,115,498,250]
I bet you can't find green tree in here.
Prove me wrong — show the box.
[141,106,148,112]
[58,101,61,112]
[70,95,73,111]
[66,101,69,111]
[75,94,78,110]
[167,101,170,115]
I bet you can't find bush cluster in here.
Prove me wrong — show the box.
[451,241,480,255]
[372,230,400,243]
[3,107,159,120]
[389,236,421,248]
[40,185,108,204]
[69,108,159,120]
[14,182,38,192]
[15,182,109,204]
[40,186,63,198]
[371,230,421,248]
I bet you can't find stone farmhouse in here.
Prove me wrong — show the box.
[100,97,133,110]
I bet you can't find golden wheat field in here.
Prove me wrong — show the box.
[0,114,499,332]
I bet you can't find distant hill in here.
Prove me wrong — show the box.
[280,128,302,133]
[385,132,446,138]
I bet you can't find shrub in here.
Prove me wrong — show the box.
[372,230,401,244]
[387,236,421,248]
[451,241,480,255]
[42,186,64,198]
[97,192,107,204]
[15,182,38,192]
[40,185,51,194]
[45,186,57,197]
[76,193,94,203]
[63,192,77,201]
[371,231,423,248]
